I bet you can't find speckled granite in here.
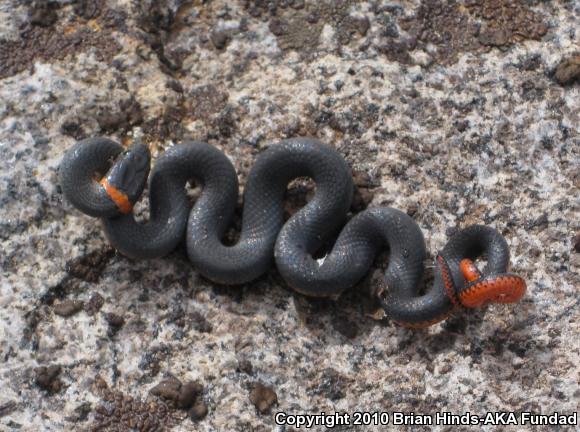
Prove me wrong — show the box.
[0,1,578,431]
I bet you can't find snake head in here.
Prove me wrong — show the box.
[101,143,151,212]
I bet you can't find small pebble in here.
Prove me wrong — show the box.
[554,54,580,85]
[189,400,208,421]
[150,376,181,402]
[104,312,125,336]
[150,377,204,410]
[572,234,580,253]
[406,203,419,217]
[104,312,125,328]
[177,381,203,409]
[210,29,231,50]
[249,383,277,414]
[53,299,84,317]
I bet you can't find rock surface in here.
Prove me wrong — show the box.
[0,1,578,431]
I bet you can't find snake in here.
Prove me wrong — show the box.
[59,137,526,327]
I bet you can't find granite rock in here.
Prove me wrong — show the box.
[0,1,578,431]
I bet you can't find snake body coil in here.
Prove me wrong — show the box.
[59,137,526,327]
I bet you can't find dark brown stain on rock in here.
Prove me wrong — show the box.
[134,1,194,75]
[40,278,78,306]
[324,0,371,44]
[214,105,238,138]
[245,0,307,18]
[97,98,144,133]
[269,15,322,52]
[332,315,359,339]
[85,293,105,316]
[35,365,63,394]
[397,0,548,65]
[245,0,548,63]
[248,0,367,55]
[189,311,213,333]
[21,309,42,349]
[237,357,254,375]
[466,0,548,45]
[0,401,18,418]
[91,388,174,431]
[399,1,480,65]
[142,104,188,144]
[313,367,351,401]
[29,1,60,28]
[65,247,115,283]
[164,307,213,333]
[378,40,416,65]
[188,84,229,121]
[104,312,126,336]
[143,78,230,144]
[60,118,87,140]
[73,0,103,20]
[0,18,121,80]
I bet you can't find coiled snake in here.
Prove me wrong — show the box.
[59,137,526,327]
